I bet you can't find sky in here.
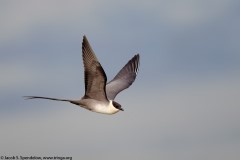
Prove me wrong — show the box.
[0,0,240,159]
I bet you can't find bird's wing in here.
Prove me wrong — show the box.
[82,35,108,102]
[106,54,140,100]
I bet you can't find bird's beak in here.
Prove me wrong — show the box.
[120,108,124,111]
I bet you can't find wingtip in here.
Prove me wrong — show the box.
[82,35,89,51]
[82,35,87,43]
[133,54,140,62]
[133,53,140,74]
[82,35,89,45]
[135,53,140,59]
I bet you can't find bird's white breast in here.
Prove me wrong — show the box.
[93,100,120,115]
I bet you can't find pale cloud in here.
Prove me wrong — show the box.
[157,0,235,26]
[1,0,237,44]
[0,0,96,44]
[0,63,37,91]
[106,0,236,27]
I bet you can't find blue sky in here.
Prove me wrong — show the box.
[1,0,240,159]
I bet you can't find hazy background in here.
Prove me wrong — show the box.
[1,0,240,159]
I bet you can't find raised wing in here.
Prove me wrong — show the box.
[106,54,140,100]
[82,35,108,102]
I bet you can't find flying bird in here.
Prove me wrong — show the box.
[25,35,140,114]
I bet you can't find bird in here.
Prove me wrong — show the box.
[24,35,140,115]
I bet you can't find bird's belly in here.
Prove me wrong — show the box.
[78,99,119,115]
[92,104,119,115]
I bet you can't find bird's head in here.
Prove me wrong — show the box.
[112,101,124,111]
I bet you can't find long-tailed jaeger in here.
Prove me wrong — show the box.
[25,35,140,115]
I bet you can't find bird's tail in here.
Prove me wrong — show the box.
[24,96,70,101]
[23,96,79,105]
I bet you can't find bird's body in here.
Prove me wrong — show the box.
[79,99,120,114]
[25,35,140,115]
